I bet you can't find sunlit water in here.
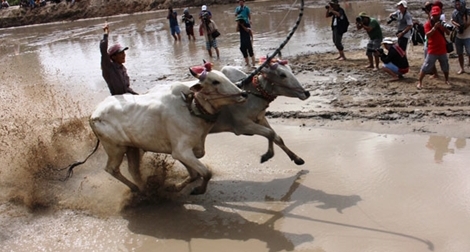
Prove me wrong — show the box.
[1,1,469,251]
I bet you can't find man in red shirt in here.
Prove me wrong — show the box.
[417,5,451,89]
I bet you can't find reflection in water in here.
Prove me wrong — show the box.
[425,136,467,163]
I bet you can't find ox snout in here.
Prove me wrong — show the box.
[297,90,310,101]
[304,91,311,99]
[236,91,248,103]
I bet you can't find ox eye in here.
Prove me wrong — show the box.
[280,73,287,78]
[212,80,221,85]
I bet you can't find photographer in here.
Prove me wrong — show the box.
[235,0,251,28]
[417,6,451,89]
[200,14,220,59]
[182,8,196,41]
[377,37,409,81]
[356,12,383,70]
[325,0,349,60]
[451,0,470,74]
[388,1,413,51]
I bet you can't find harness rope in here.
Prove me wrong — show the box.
[240,0,304,87]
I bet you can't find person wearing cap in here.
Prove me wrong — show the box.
[356,12,383,70]
[377,37,409,81]
[325,0,349,61]
[199,5,212,20]
[200,14,220,59]
[451,0,470,74]
[182,8,196,41]
[167,7,181,42]
[417,5,451,89]
[235,0,251,28]
[199,5,212,36]
[389,1,413,51]
[100,24,138,95]
[422,1,446,79]
[236,16,255,67]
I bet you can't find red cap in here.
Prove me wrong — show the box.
[433,0,443,9]
[107,43,128,56]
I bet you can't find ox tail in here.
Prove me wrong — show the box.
[241,0,304,86]
[57,139,100,181]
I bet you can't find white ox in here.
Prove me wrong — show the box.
[89,65,247,194]
[211,59,310,164]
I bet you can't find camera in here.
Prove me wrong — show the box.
[201,11,210,20]
[356,16,363,23]
[325,5,330,9]
[375,48,384,55]
[387,13,398,24]
[443,22,456,32]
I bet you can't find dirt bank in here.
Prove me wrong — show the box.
[0,0,237,28]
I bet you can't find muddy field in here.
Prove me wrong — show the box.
[278,47,470,138]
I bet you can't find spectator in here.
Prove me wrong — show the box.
[417,6,451,89]
[325,0,349,61]
[422,1,445,79]
[389,1,413,51]
[377,37,409,81]
[236,17,255,67]
[1,0,9,8]
[451,0,470,74]
[235,0,251,27]
[167,7,181,42]
[29,0,35,8]
[100,24,138,95]
[200,14,220,59]
[199,5,212,36]
[356,12,383,70]
[182,8,196,41]
[199,5,212,20]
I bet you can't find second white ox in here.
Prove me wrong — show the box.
[211,59,310,164]
[90,65,247,194]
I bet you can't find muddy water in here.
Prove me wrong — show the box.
[1,1,469,251]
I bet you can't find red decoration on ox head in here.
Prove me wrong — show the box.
[189,61,214,81]
[259,57,288,70]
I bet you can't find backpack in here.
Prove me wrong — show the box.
[338,8,349,34]
[343,15,350,33]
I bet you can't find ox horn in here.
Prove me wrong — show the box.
[239,0,304,87]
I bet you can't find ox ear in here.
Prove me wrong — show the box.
[190,83,203,92]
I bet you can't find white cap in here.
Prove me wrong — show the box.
[381,37,395,45]
[201,5,207,11]
[396,0,407,8]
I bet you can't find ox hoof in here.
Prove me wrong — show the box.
[260,154,274,163]
[294,158,305,165]
[190,187,206,195]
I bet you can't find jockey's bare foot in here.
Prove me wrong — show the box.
[445,80,451,85]
[457,69,465,75]
[337,57,346,61]
[365,65,374,69]
[416,83,423,90]
[429,74,439,79]
[335,56,342,60]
